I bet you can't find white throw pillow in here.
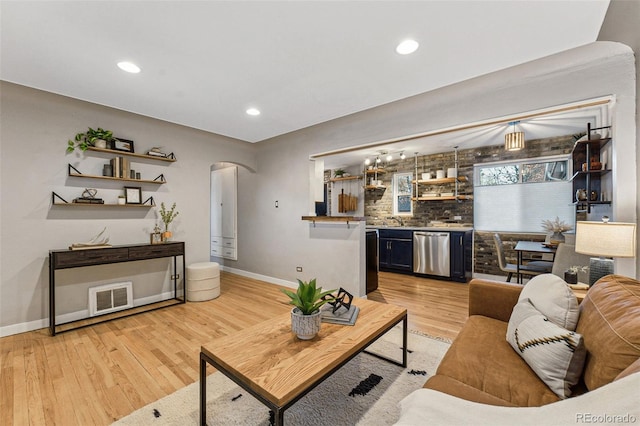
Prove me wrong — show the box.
[506,299,586,399]
[518,274,579,330]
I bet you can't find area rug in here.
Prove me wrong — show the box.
[113,328,451,425]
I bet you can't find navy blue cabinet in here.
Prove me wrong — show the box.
[379,229,413,273]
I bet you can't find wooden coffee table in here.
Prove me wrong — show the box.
[199,298,407,425]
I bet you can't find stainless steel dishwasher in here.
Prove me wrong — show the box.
[413,231,450,277]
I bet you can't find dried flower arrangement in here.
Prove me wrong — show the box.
[541,216,572,233]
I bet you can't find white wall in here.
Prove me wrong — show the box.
[598,0,640,277]
[0,82,256,335]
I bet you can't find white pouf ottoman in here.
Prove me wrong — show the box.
[187,262,220,302]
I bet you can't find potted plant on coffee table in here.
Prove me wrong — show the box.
[281,278,335,340]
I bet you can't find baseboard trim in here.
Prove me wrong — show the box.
[219,266,298,289]
[0,291,176,338]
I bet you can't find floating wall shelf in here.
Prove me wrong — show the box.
[301,215,365,228]
[68,164,166,184]
[86,146,176,162]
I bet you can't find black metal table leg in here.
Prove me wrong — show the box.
[402,314,408,367]
[517,251,522,284]
[200,353,207,426]
[275,408,284,426]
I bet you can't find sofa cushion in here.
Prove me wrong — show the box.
[396,374,640,426]
[506,298,586,398]
[434,315,560,406]
[615,358,640,381]
[518,274,579,330]
[576,275,640,390]
[424,375,517,407]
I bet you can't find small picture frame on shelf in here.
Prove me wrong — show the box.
[124,186,142,204]
[150,232,163,244]
[113,138,135,153]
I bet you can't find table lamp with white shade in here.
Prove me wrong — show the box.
[575,220,637,286]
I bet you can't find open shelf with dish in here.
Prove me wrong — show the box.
[412,149,471,201]
[570,124,612,214]
[363,168,386,190]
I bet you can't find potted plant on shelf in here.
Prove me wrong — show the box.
[541,216,572,245]
[159,202,179,241]
[67,127,114,152]
[281,278,335,340]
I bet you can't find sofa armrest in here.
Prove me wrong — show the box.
[468,279,523,322]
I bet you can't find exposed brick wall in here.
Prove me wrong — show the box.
[474,231,549,276]
[360,134,575,277]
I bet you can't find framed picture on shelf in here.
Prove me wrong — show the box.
[150,232,163,244]
[113,138,135,153]
[124,186,142,204]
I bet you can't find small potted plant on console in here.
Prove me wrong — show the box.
[281,278,335,340]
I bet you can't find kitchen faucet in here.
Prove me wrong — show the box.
[386,216,405,226]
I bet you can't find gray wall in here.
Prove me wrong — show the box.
[243,41,636,291]
[0,82,256,334]
[1,40,637,336]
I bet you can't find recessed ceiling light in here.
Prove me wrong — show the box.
[246,108,261,116]
[396,39,419,55]
[117,61,141,73]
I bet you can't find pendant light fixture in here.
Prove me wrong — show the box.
[504,121,525,151]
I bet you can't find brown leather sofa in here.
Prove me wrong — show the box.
[423,274,640,407]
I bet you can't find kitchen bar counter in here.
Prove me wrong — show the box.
[366,225,474,232]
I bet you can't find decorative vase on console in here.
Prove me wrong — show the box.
[159,202,179,243]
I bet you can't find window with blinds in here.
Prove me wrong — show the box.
[474,155,574,232]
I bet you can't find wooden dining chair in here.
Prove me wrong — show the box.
[493,233,551,283]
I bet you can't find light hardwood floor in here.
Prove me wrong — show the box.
[0,271,468,425]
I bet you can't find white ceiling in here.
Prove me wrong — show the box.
[1,1,610,143]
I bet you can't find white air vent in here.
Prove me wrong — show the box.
[89,282,133,317]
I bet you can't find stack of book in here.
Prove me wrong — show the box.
[73,197,104,204]
[321,304,360,325]
[110,156,130,179]
[147,148,169,158]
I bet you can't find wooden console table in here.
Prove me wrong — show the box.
[49,241,186,336]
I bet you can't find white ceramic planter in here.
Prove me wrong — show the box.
[93,139,107,149]
[290,308,321,340]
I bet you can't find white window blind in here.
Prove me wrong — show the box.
[474,181,574,232]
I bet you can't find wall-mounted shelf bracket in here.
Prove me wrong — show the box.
[52,192,69,204]
[153,174,166,182]
[68,164,82,175]
[142,196,155,206]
